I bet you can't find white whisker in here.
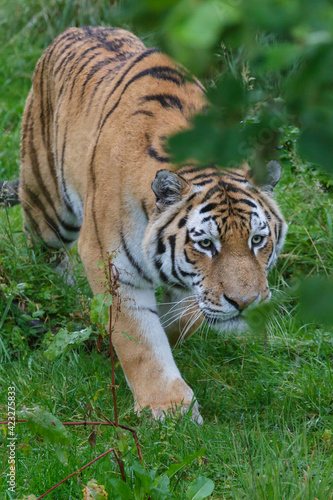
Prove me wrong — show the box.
[161,303,198,329]
[176,310,203,347]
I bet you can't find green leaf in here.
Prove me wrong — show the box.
[44,327,93,361]
[21,407,71,445]
[121,331,141,343]
[117,433,129,453]
[165,449,206,478]
[54,443,68,466]
[108,478,134,499]
[131,461,153,498]
[91,292,112,325]
[150,474,174,500]
[186,476,215,500]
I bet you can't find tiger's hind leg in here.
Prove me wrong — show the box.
[20,90,81,284]
[158,289,204,346]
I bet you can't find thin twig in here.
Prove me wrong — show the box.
[107,253,119,427]
[35,447,114,499]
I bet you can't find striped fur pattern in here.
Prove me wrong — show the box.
[15,27,286,421]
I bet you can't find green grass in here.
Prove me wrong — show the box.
[1,1,333,498]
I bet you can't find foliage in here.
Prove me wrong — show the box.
[44,326,93,361]
[83,479,108,500]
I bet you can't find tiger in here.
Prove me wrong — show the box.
[0,26,287,423]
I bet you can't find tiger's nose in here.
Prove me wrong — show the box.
[223,294,258,311]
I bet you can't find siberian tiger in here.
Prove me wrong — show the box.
[0,27,287,423]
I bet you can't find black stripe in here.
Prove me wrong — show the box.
[139,307,159,316]
[153,254,168,283]
[44,50,60,200]
[201,215,219,224]
[153,211,180,283]
[265,210,271,221]
[25,187,74,245]
[201,185,221,203]
[23,206,42,239]
[59,219,81,233]
[231,198,257,208]
[178,267,196,278]
[224,175,248,183]
[69,53,101,99]
[147,146,170,163]
[118,278,142,289]
[55,49,79,80]
[186,193,198,204]
[101,48,160,119]
[86,61,127,113]
[220,181,255,199]
[57,45,102,82]
[141,200,149,220]
[141,93,183,111]
[132,110,154,117]
[121,231,152,283]
[157,237,166,254]
[168,235,188,288]
[80,56,130,99]
[179,167,196,175]
[191,171,219,181]
[155,211,179,259]
[178,216,187,228]
[277,220,283,245]
[184,249,195,265]
[224,169,246,178]
[39,55,47,149]
[52,35,81,76]
[28,110,69,228]
[99,64,184,133]
[200,203,218,214]
[193,179,213,187]
[59,124,75,216]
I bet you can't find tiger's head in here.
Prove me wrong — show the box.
[143,161,287,331]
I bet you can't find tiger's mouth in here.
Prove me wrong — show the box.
[203,312,247,332]
[203,310,240,324]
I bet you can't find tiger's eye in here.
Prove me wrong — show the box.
[199,239,213,248]
[252,235,264,245]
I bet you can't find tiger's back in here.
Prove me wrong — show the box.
[20,26,205,251]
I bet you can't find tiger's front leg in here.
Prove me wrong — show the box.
[111,284,203,423]
[79,235,202,422]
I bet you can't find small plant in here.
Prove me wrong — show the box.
[2,253,214,499]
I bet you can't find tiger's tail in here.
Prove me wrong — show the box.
[0,179,20,207]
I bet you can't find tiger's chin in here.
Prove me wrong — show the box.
[206,315,248,334]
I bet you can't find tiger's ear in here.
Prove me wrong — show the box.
[151,170,189,210]
[248,160,282,193]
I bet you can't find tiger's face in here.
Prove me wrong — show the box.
[144,162,287,331]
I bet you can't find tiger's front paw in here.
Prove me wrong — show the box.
[150,400,203,425]
[134,378,203,424]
